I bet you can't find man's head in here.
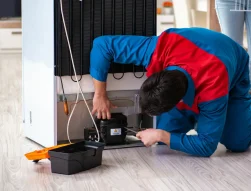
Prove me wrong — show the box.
[139,70,188,116]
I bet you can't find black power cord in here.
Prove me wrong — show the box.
[113,73,125,80]
[111,63,125,80]
[133,65,145,79]
[60,76,66,96]
[71,75,83,82]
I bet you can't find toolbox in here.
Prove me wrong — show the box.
[49,141,105,175]
[25,141,105,175]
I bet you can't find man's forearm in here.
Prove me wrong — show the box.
[93,78,107,97]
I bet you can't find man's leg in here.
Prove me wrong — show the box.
[221,99,251,152]
[245,10,251,82]
[221,64,251,152]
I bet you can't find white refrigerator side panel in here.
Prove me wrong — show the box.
[22,0,57,147]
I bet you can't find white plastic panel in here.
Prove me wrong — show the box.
[57,73,147,94]
[22,0,56,147]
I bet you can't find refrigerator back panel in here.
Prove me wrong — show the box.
[54,0,156,77]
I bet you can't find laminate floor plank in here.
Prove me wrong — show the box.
[1,53,251,191]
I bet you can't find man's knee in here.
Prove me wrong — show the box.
[221,140,250,152]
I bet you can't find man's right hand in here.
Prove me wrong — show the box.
[91,94,117,120]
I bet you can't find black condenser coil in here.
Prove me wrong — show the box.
[54,0,156,77]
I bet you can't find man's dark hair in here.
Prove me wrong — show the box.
[139,70,188,116]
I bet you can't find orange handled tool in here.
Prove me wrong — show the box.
[25,143,71,162]
[64,100,69,115]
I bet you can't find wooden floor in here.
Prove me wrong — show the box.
[0,53,251,191]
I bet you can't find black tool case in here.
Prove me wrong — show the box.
[54,0,156,77]
[48,141,105,175]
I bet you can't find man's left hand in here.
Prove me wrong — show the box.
[136,129,162,147]
[136,129,171,147]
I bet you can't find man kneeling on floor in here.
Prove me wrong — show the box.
[89,27,251,157]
